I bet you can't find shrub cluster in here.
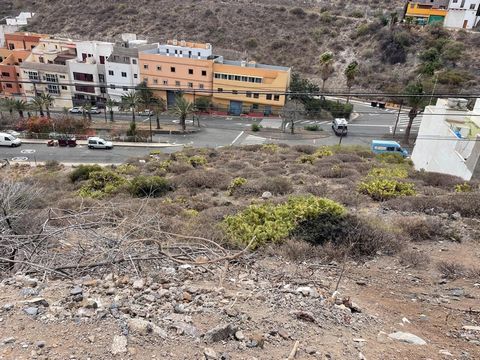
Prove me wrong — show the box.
[358,178,415,201]
[78,170,127,198]
[129,176,170,198]
[228,177,247,196]
[70,164,103,183]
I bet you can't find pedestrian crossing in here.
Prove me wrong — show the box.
[242,135,266,145]
[389,115,423,133]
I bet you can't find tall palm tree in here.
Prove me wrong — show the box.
[105,98,117,122]
[40,93,54,118]
[403,81,425,144]
[170,95,194,132]
[344,61,359,104]
[153,97,166,129]
[319,51,335,92]
[121,90,141,124]
[31,96,45,117]
[12,99,28,119]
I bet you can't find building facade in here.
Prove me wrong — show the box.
[67,40,114,106]
[0,48,31,96]
[212,59,291,115]
[4,32,44,51]
[105,34,158,102]
[405,0,449,25]
[445,0,480,28]
[20,37,77,108]
[411,98,480,180]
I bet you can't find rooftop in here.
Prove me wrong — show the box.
[221,59,290,71]
[166,40,211,50]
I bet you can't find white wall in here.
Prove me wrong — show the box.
[158,43,212,59]
[6,12,34,26]
[105,61,139,101]
[75,41,114,63]
[445,0,480,28]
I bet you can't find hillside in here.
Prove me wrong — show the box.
[0,145,480,359]
[4,0,480,95]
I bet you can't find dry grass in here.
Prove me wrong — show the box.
[399,250,431,269]
[436,260,466,279]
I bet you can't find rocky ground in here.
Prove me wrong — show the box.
[0,231,479,360]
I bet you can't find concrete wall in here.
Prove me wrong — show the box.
[159,41,212,59]
[0,25,19,48]
[445,0,480,28]
[105,61,137,101]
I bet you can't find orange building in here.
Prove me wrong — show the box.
[139,42,214,107]
[0,49,31,96]
[4,32,45,51]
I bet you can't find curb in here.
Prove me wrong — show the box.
[19,139,183,148]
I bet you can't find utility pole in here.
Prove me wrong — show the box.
[149,113,153,143]
[338,126,346,146]
[392,101,403,137]
[429,74,438,106]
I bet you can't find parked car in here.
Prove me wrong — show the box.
[89,106,101,114]
[69,107,82,114]
[87,137,113,150]
[332,118,348,136]
[371,140,408,158]
[0,132,22,147]
[5,130,20,137]
[139,109,154,116]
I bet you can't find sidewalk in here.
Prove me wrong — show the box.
[20,138,183,148]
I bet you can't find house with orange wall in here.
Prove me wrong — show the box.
[4,32,45,51]
[0,49,31,96]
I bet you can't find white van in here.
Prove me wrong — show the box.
[0,132,22,147]
[332,118,348,136]
[87,137,113,150]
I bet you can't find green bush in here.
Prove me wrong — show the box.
[261,144,279,153]
[376,152,409,164]
[358,179,415,201]
[304,124,320,131]
[228,177,247,195]
[78,170,127,198]
[116,164,138,175]
[454,182,472,193]
[129,175,170,198]
[70,164,103,183]
[315,146,334,158]
[251,123,262,132]
[223,196,345,248]
[188,155,207,167]
[368,166,408,179]
[299,155,316,164]
[194,97,212,112]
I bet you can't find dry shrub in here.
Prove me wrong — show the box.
[168,162,193,174]
[172,169,231,190]
[225,160,248,171]
[328,191,370,207]
[303,183,330,197]
[55,196,96,211]
[240,144,263,152]
[437,260,466,279]
[331,153,364,163]
[411,171,464,189]
[271,239,324,261]
[256,176,293,195]
[399,250,431,269]
[395,216,460,242]
[317,165,360,179]
[385,193,480,218]
[293,144,317,154]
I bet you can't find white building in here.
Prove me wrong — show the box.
[105,34,157,102]
[445,0,480,29]
[5,12,35,26]
[411,98,480,180]
[158,39,213,59]
[67,40,114,106]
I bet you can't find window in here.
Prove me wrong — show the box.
[253,93,259,99]
[153,79,158,84]
[98,74,105,83]
[121,72,127,78]
[132,59,137,64]
[175,81,180,86]
[61,85,68,90]
[1,72,9,77]
[197,52,200,57]
[143,64,149,69]
[18,59,22,63]
[26,71,39,81]
[59,75,65,79]
[179,50,183,55]
[246,91,252,98]
[123,87,128,91]
[73,72,94,82]
[234,75,240,81]
[8,43,14,50]
[18,84,22,88]
[6,83,12,88]
[108,70,114,76]
[39,56,44,63]
[110,84,116,89]
[252,104,259,110]
[470,3,476,9]
[156,65,162,71]
[171,66,176,72]
[100,87,106,94]
[266,94,272,100]
[218,88,223,92]
[255,78,262,83]
[214,73,221,79]
[75,85,95,93]
[166,49,169,54]
[221,74,228,80]
[248,77,255,83]
[47,84,60,95]
[241,76,248,82]
[202,70,207,76]
[273,95,280,101]
[199,84,204,89]
[188,69,193,75]
[232,90,238,95]
[163,80,168,85]
[174,50,178,55]
[123,57,129,62]
[134,74,138,79]
[45,74,58,83]
[99,56,105,64]
[188,82,193,88]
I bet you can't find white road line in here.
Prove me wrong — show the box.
[348,124,391,128]
[231,131,244,145]
[318,121,329,125]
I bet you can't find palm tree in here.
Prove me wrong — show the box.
[12,99,28,119]
[105,98,117,122]
[31,96,45,117]
[1,98,16,116]
[403,81,425,144]
[82,103,93,121]
[40,93,54,118]
[170,95,194,132]
[344,61,359,103]
[319,51,335,92]
[121,90,141,124]
[153,98,166,129]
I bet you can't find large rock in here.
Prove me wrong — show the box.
[132,279,145,290]
[388,331,426,345]
[204,347,218,360]
[204,324,237,343]
[127,318,167,338]
[111,335,128,355]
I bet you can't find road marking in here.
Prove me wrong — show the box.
[348,124,391,128]
[11,156,28,161]
[318,121,329,125]
[21,149,36,154]
[242,135,266,145]
[231,131,244,145]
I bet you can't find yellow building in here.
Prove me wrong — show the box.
[212,60,291,116]
[405,1,448,25]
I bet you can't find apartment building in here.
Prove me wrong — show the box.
[139,41,215,107]
[445,0,480,28]
[405,0,449,25]
[67,40,114,106]
[0,48,30,96]
[4,32,44,51]
[212,59,291,115]
[105,34,158,102]
[411,98,480,180]
[20,37,77,108]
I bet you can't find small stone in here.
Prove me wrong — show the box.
[419,314,428,321]
[82,279,99,287]
[462,325,480,332]
[183,292,192,302]
[438,279,448,285]
[3,304,14,311]
[174,304,185,314]
[277,328,289,340]
[225,308,238,317]
[296,286,318,297]
[388,331,426,345]
[70,286,83,296]
[72,294,84,302]
[25,298,49,307]
[23,307,38,316]
[356,280,367,286]
[36,341,46,348]
[450,288,464,297]
[234,331,245,341]
[204,324,237,344]
[246,334,264,349]
[143,294,155,303]
[106,288,116,295]
[127,318,167,338]
[84,299,98,309]
[451,212,461,220]
[261,191,272,199]
[132,279,145,290]
[111,335,127,355]
[3,337,16,344]
[87,335,95,343]
[358,352,366,360]
[439,350,453,357]
[204,347,218,360]
[305,346,317,355]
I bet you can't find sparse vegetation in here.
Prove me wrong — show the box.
[358,178,415,201]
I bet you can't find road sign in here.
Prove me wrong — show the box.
[21,149,36,154]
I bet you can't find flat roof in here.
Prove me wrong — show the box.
[221,59,290,71]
